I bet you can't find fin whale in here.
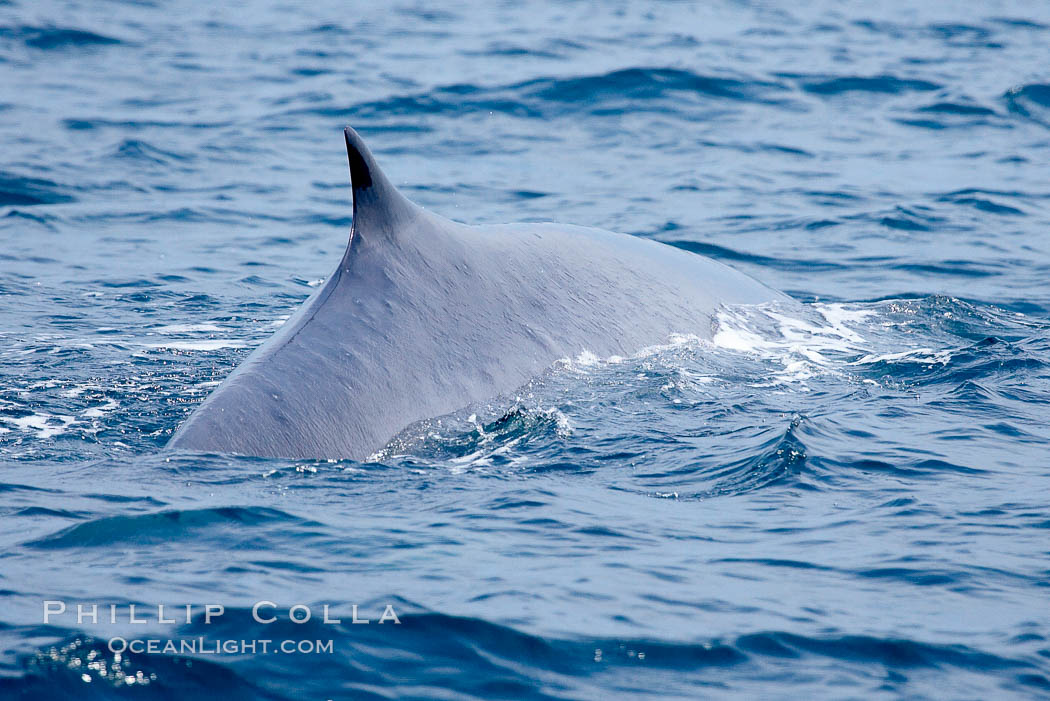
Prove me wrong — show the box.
[168,126,789,460]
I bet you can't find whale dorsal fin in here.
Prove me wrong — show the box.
[343,126,417,251]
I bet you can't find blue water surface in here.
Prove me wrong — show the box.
[2,1,1050,698]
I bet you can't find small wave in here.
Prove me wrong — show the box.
[0,171,73,206]
[290,67,795,123]
[661,238,847,272]
[4,616,1043,700]
[848,19,1009,48]
[25,506,310,549]
[62,117,234,131]
[936,190,1025,216]
[898,99,1005,130]
[0,481,59,495]
[877,211,935,231]
[797,74,940,96]
[926,22,995,46]
[111,139,195,167]
[916,101,997,116]
[990,17,1049,30]
[1004,83,1050,127]
[638,420,809,499]
[0,24,122,50]
[891,261,999,277]
[520,67,789,106]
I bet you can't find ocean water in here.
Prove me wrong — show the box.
[2,0,1050,698]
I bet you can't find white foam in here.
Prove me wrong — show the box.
[138,340,247,351]
[850,348,951,366]
[815,302,878,327]
[575,350,600,366]
[709,302,877,385]
[26,380,60,390]
[548,407,574,437]
[711,322,766,352]
[82,399,119,418]
[8,412,76,438]
[152,323,224,334]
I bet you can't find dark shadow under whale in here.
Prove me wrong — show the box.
[168,126,790,460]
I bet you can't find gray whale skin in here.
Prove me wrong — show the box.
[168,126,789,460]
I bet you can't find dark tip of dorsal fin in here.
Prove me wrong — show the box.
[343,126,415,247]
[344,126,376,192]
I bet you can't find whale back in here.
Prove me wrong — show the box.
[167,127,786,459]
